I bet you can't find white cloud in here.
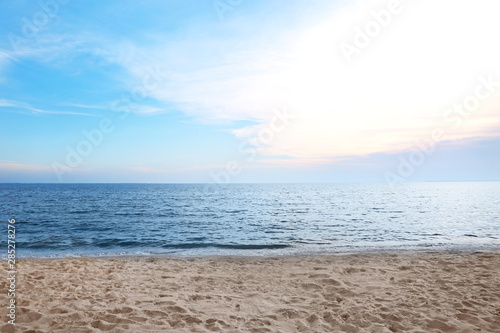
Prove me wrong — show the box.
[107,0,500,163]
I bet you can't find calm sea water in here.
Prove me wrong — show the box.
[1,183,499,258]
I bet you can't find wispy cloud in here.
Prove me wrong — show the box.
[125,166,162,173]
[0,50,18,64]
[59,102,165,115]
[58,103,110,110]
[0,51,13,82]
[0,99,98,116]
[0,161,53,172]
[0,161,91,175]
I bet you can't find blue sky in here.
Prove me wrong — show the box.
[0,0,499,183]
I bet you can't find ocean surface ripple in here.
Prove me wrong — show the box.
[1,183,499,258]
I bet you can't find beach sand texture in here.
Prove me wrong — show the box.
[1,252,500,332]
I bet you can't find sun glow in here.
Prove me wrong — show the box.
[240,0,500,162]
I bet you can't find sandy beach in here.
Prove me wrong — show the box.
[2,252,500,332]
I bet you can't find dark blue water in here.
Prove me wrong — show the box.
[1,183,499,258]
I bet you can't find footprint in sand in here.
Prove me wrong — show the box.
[18,308,43,323]
[90,319,117,331]
[110,306,134,314]
[301,283,323,291]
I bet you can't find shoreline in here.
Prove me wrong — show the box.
[2,251,500,332]
[10,246,500,261]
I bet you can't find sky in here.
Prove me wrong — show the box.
[0,0,499,183]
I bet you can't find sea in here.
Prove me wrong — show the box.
[1,182,499,258]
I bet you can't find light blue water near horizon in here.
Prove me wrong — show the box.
[1,182,499,258]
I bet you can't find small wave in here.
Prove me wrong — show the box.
[114,212,147,216]
[115,240,144,247]
[161,243,291,250]
[157,212,178,217]
[17,241,60,249]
